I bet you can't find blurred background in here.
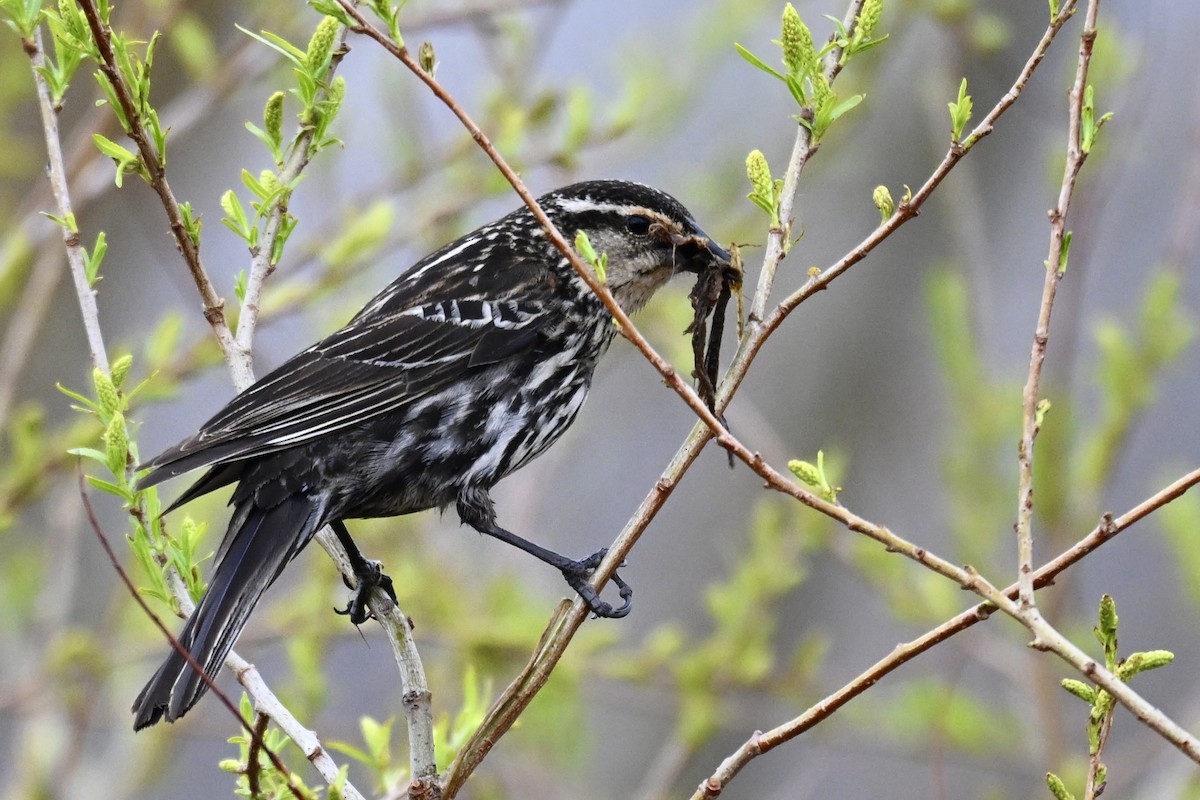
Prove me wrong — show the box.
[2,0,1200,797]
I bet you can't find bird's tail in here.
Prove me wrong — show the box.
[132,494,323,730]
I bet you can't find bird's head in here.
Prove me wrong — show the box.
[539,180,732,313]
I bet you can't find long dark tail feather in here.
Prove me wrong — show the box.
[132,494,323,730]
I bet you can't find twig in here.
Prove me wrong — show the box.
[25,27,108,374]
[311,527,437,788]
[245,712,271,797]
[692,466,1200,797]
[745,0,864,326]
[44,4,384,793]
[1087,700,1115,799]
[1016,0,1096,610]
[75,0,245,382]
[448,1,1079,789]
[233,27,351,355]
[76,469,312,800]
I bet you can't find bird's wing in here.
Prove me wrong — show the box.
[139,295,549,488]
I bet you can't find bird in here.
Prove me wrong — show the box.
[131,179,732,730]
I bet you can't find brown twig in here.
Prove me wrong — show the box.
[76,467,308,800]
[1015,0,1096,611]
[51,5,379,793]
[75,0,245,381]
[245,711,271,798]
[692,466,1200,796]
[445,1,1080,789]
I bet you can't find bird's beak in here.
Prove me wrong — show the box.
[671,224,732,274]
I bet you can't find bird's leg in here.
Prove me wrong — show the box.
[456,493,632,618]
[330,519,398,625]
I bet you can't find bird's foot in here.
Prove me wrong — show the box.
[335,559,398,625]
[561,548,633,619]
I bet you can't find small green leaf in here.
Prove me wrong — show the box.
[734,43,786,82]
[83,231,108,286]
[236,24,306,69]
[234,270,248,304]
[68,446,109,463]
[574,230,607,283]
[1080,84,1112,154]
[948,78,973,143]
[220,189,252,243]
[872,185,894,222]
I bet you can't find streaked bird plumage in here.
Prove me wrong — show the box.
[132,180,731,729]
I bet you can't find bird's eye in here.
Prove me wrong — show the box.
[626,214,652,236]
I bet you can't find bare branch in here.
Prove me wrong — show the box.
[693,466,1200,796]
[1016,0,1097,609]
[25,28,108,374]
[75,0,245,381]
[77,470,315,800]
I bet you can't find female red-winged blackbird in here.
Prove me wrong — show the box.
[132,180,731,729]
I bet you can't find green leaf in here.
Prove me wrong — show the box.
[234,269,247,304]
[219,189,252,243]
[85,474,132,501]
[236,24,306,69]
[1080,84,1113,154]
[83,231,108,286]
[91,133,140,188]
[734,43,785,82]
[68,446,110,463]
[574,230,607,283]
[948,78,973,142]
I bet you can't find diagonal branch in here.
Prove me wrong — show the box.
[693,465,1200,796]
[77,470,315,800]
[58,4,397,794]
[75,0,245,382]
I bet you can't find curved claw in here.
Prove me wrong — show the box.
[561,553,634,619]
[335,559,397,625]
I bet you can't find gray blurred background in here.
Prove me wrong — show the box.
[2,0,1200,797]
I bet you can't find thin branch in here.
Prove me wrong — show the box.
[76,470,311,800]
[692,466,1200,797]
[75,0,245,382]
[1016,0,1096,610]
[310,527,437,787]
[46,5,391,793]
[233,29,351,355]
[25,27,108,374]
[745,0,864,325]
[450,3,1080,787]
